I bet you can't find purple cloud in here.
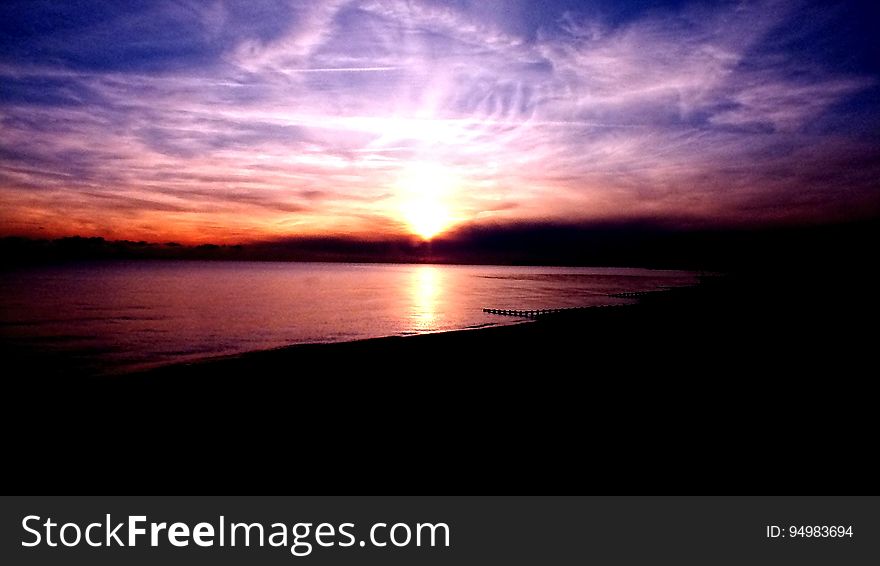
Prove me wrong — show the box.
[0,0,877,242]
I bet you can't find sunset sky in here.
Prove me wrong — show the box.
[1,0,878,243]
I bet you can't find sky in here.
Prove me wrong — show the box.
[0,0,878,243]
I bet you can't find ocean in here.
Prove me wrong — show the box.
[0,261,698,374]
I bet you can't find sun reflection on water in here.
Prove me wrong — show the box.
[410,265,441,331]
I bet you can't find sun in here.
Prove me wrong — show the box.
[401,200,450,240]
[396,162,459,240]
[396,163,457,239]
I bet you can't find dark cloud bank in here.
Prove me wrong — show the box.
[4,218,877,271]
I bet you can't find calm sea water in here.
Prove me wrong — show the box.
[0,261,698,374]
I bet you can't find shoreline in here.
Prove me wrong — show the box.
[10,265,876,393]
[122,313,547,379]
[116,284,698,386]
[114,316,535,376]
[115,286,685,379]
[4,263,697,380]
[113,287,674,377]
[110,267,875,391]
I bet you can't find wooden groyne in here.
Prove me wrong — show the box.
[484,291,658,319]
[609,290,656,299]
[482,306,603,319]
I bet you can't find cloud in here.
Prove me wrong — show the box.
[0,0,878,243]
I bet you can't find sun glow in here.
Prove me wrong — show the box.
[396,162,460,240]
[402,199,451,240]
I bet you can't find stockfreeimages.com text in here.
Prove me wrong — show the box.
[22,515,450,557]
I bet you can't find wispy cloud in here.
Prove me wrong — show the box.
[0,0,877,242]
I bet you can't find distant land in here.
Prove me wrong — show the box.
[2,219,878,271]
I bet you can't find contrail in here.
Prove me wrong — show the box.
[279,66,400,73]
